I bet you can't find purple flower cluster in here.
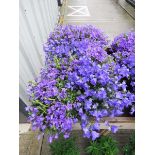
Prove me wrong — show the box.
[26,62,78,142]
[110,31,135,113]
[44,25,109,63]
[26,25,135,143]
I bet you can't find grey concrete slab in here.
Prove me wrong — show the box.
[19,123,31,134]
[118,0,135,18]
[63,0,135,39]
[19,131,43,155]
[40,134,51,155]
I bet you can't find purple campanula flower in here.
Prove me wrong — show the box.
[118,66,129,77]
[48,135,53,143]
[66,104,72,110]
[37,134,41,140]
[92,131,100,140]
[101,109,108,116]
[92,122,100,131]
[73,118,78,123]
[64,133,70,139]
[83,127,91,138]
[52,87,58,96]
[104,121,110,127]
[97,88,107,99]
[81,120,88,128]
[90,78,97,86]
[32,125,37,131]
[65,83,71,89]
[81,114,87,121]
[77,95,86,102]
[59,88,67,99]
[54,133,59,139]
[41,125,46,131]
[121,81,127,91]
[110,125,118,133]
[115,109,124,116]
[84,100,92,110]
[116,92,123,99]
[92,104,97,109]
[25,106,31,112]
[90,110,101,118]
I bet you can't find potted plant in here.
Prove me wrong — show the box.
[26,25,135,143]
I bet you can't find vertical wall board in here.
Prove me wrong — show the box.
[19,0,59,105]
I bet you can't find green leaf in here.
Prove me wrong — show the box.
[122,132,135,155]
[49,134,80,155]
[54,55,61,69]
[86,135,119,155]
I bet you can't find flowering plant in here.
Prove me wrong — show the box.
[109,31,135,114]
[26,25,135,143]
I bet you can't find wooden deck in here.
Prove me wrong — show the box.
[73,117,135,130]
[40,130,134,155]
[19,117,134,155]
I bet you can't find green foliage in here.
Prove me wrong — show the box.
[54,56,61,69]
[56,78,66,89]
[86,135,119,155]
[49,134,80,155]
[123,132,135,155]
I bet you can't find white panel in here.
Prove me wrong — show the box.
[19,0,59,105]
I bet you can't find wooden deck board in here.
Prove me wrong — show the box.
[73,117,135,130]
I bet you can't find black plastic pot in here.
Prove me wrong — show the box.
[57,0,63,6]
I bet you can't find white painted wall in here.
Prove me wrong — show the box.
[19,0,59,105]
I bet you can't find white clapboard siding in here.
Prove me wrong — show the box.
[19,0,59,105]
